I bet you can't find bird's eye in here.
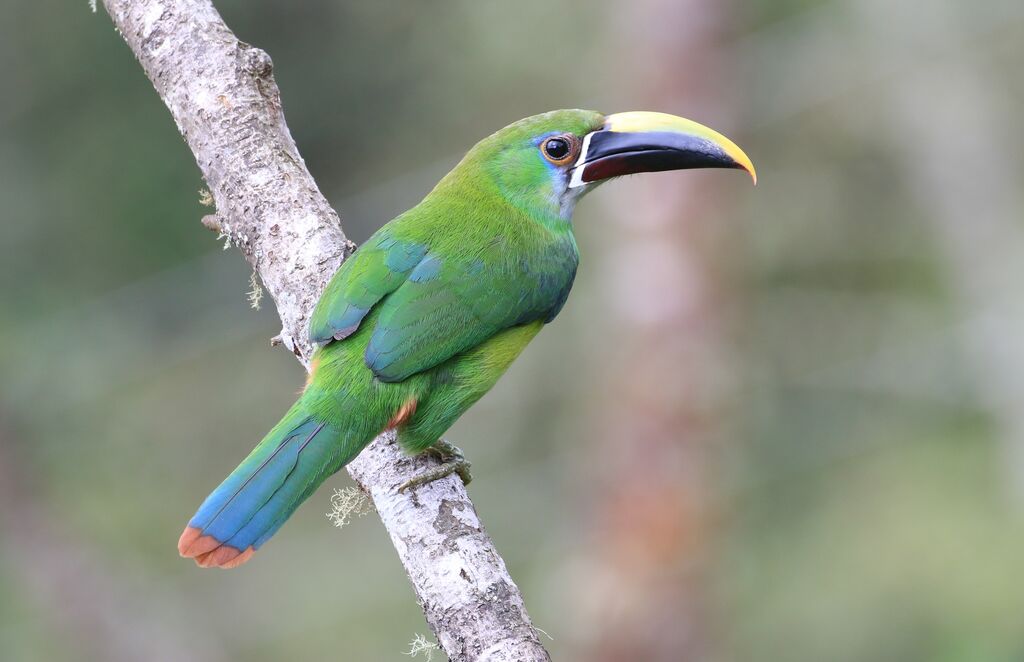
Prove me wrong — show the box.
[542,136,576,164]
[544,138,570,159]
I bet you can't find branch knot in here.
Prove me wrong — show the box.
[241,44,273,78]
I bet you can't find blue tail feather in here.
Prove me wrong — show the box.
[185,403,347,554]
[222,432,340,551]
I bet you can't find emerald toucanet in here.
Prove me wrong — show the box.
[179,109,755,568]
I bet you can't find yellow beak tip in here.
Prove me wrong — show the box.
[722,143,756,186]
[606,111,757,186]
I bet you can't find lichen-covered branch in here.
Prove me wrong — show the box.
[99,1,549,659]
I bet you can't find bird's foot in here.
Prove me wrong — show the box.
[398,439,472,493]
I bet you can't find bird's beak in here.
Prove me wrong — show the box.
[569,111,756,188]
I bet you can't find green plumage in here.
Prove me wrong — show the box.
[182,111,603,561]
[306,111,604,452]
[179,108,754,566]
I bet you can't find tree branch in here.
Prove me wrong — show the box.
[100,1,550,659]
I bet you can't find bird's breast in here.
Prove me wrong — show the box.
[517,233,578,323]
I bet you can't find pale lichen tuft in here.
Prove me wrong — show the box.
[247,271,264,310]
[403,633,439,661]
[327,486,374,529]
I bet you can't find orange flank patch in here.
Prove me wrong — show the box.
[178,525,256,569]
[385,397,419,430]
[303,356,321,392]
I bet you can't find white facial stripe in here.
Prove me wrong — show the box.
[573,131,593,169]
[568,131,594,189]
[568,165,586,189]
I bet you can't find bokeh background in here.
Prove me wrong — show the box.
[3,0,1024,660]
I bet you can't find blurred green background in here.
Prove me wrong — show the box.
[3,0,1024,660]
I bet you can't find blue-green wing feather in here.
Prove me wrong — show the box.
[365,244,577,382]
[309,230,427,345]
[312,216,578,383]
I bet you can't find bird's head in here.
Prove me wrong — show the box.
[444,109,755,224]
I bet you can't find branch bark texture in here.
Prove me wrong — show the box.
[100,2,549,659]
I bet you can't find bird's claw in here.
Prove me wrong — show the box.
[398,439,473,493]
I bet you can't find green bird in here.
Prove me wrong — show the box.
[179,109,755,568]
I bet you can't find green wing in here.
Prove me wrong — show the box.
[309,231,428,345]
[311,224,577,383]
[364,230,578,382]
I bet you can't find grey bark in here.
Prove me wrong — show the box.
[99,1,550,659]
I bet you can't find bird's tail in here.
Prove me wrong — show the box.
[178,397,354,568]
